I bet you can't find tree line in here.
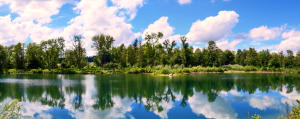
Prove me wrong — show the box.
[0,32,300,71]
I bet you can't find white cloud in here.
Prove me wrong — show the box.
[216,39,241,50]
[0,15,28,45]
[178,0,192,5]
[188,93,238,119]
[249,26,283,40]
[143,16,174,38]
[0,0,72,24]
[249,96,276,110]
[276,30,300,52]
[111,0,144,20]
[60,0,141,56]
[186,11,239,44]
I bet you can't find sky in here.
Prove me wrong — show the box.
[0,0,300,56]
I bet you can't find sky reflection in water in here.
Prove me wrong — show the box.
[0,74,299,119]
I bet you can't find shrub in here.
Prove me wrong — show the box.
[8,69,17,74]
[29,69,43,73]
[0,100,21,119]
[103,63,120,69]
[244,66,258,72]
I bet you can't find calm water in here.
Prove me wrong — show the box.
[0,74,300,119]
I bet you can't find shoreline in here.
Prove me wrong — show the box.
[1,69,295,76]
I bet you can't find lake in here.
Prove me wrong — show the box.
[0,73,300,119]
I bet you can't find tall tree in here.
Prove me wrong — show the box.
[73,35,87,68]
[13,43,25,69]
[144,32,163,66]
[206,41,219,67]
[295,51,300,68]
[41,38,65,69]
[269,53,280,68]
[92,34,115,66]
[180,36,191,66]
[285,50,294,68]
[0,45,7,70]
[258,50,271,67]
[223,50,235,65]
[25,43,44,69]
[235,49,243,65]
[245,48,258,66]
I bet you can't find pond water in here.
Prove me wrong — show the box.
[0,74,300,119]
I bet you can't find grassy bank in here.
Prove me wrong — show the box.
[1,65,299,75]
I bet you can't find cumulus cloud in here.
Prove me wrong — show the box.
[0,0,143,56]
[276,30,300,52]
[186,11,239,44]
[216,39,242,50]
[0,15,28,45]
[111,0,144,20]
[249,26,283,40]
[61,0,142,56]
[0,0,72,24]
[143,16,174,38]
[178,0,192,5]
[188,93,238,119]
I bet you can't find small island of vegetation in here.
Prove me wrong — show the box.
[0,32,299,75]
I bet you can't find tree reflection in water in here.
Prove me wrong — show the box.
[0,73,300,118]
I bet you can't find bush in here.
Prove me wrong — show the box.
[8,69,17,74]
[157,68,171,74]
[0,100,21,119]
[103,63,120,69]
[244,66,258,72]
[29,69,43,73]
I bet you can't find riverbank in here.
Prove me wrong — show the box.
[1,65,299,75]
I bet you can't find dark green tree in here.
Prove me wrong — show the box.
[73,35,87,68]
[223,50,235,65]
[25,43,44,69]
[13,43,25,69]
[245,48,258,66]
[295,51,300,68]
[0,45,7,70]
[41,38,65,69]
[92,34,115,66]
[285,50,294,68]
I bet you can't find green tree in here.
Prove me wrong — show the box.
[295,51,300,68]
[73,35,87,68]
[223,50,235,65]
[180,36,192,66]
[258,50,271,67]
[269,53,280,68]
[144,32,163,66]
[92,34,115,66]
[194,48,203,66]
[206,41,219,67]
[13,43,25,69]
[245,48,258,66]
[235,49,242,65]
[25,43,44,69]
[0,45,7,70]
[62,50,76,68]
[41,38,65,69]
[285,50,294,68]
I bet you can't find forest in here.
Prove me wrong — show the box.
[0,32,299,74]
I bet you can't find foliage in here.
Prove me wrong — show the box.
[251,114,261,119]
[0,32,300,74]
[0,100,21,119]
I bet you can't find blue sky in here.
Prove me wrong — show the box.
[0,0,300,56]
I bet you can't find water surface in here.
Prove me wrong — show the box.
[0,74,300,119]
